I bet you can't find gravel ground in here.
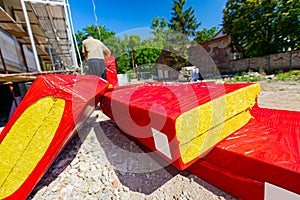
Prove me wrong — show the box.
[258,81,300,111]
[2,80,300,200]
[27,110,236,200]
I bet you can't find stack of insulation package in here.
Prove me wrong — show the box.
[101,81,300,199]
[1,67,299,200]
[0,75,108,199]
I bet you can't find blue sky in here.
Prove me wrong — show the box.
[68,0,227,34]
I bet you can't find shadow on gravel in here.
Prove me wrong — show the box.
[96,119,232,198]
[96,117,235,198]
[96,119,180,194]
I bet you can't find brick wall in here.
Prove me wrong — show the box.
[231,50,300,73]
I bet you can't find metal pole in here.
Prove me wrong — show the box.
[63,0,79,71]
[20,0,41,71]
[47,38,55,71]
[19,42,29,72]
[66,0,83,74]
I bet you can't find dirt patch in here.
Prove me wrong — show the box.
[258,81,300,111]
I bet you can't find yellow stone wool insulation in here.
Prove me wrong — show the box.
[180,111,252,163]
[0,96,65,199]
[175,83,260,164]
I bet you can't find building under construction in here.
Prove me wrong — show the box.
[0,0,79,126]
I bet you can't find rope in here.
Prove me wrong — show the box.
[91,0,101,40]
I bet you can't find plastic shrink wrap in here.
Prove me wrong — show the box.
[187,105,300,200]
[0,75,108,199]
[105,56,118,87]
[100,82,260,169]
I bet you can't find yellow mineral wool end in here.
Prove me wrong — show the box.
[108,84,114,89]
[180,111,252,164]
[0,96,65,199]
[176,84,260,147]
[175,83,260,164]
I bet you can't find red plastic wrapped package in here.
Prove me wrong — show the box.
[0,75,108,199]
[100,82,260,169]
[105,56,118,87]
[187,105,300,199]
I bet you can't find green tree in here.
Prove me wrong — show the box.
[136,39,162,74]
[115,54,131,73]
[168,0,201,37]
[151,17,168,42]
[75,25,137,74]
[75,24,164,74]
[122,35,142,73]
[105,33,163,74]
[194,27,217,45]
[223,0,300,57]
[165,0,201,68]
[83,25,115,41]
[104,35,131,73]
[151,17,168,30]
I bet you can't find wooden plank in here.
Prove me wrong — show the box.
[0,68,80,83]
[0,75,36,83]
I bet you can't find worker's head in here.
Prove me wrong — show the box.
[83,33,92,39]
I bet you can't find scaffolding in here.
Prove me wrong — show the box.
[0,0,82,125]
[0,0,81,82]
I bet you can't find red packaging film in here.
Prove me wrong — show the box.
[187,105,300,199]
[101,81,260,169]
[105,56,118,87]
[2,75,299,200]
[0,75,108,199]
